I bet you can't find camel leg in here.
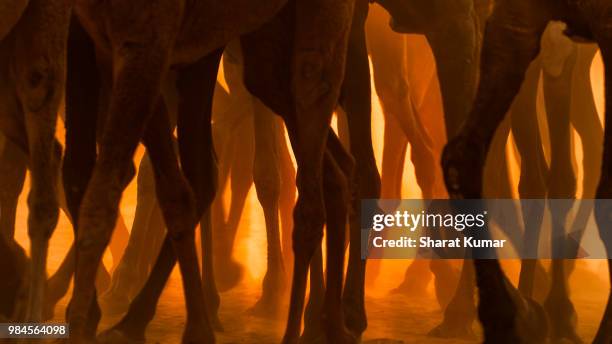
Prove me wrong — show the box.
[340,1,379,339]
[300,246,325,342]
[277,117,296,277]
[12,0,69,322]
[321,148,355,343]
[425,0,479,139]
[541,41,581,343]
[442,2,550,342]
[215,118,253,292]
[281,0,356,341]
[176,51,225,332]
[365,115,406,287]
[428,260,476,339]
[591,39,612,344]
[62,15,102,339]
[100,154,164,315]
[0,136,27,241]
[508,58,549,300]
[66,34,180,341]
[567,45,601,258]
[248,97,287,317]
[212,50,255,292]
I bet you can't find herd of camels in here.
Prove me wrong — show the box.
[0,0,611,343]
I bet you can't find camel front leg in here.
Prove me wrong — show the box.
[12,0,70,322]
[441,1,550,343]
[339,1,379,339]
[282,0,355,343]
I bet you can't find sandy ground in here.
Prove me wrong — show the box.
[12,179,609,344]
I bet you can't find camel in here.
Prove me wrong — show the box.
[442,0,612,342]
[0,0,71,322]
[63,0,360,343]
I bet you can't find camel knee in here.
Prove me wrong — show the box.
[254,166,281,209]
[27,191,59,240]
[292,198,325,260]
[136,155,157,200]
[157,179,198,240]
[16,59,62,114]
[293,51,335,108]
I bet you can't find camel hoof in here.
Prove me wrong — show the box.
[96,269,111,293]
[246,296,282,319]
[97,328,144,344]
[99,292,130,317]
[544,294,581,343]
[43,300,57,321]
[324,327,358,344]
[181,325,216,344]
[209,313,224,332]
[389,282,428,298]
[427,319,476,339]
[342,301,367,339]
[298,327,326,344]
[215,259,244,292]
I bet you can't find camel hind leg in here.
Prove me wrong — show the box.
[591,32,612,344]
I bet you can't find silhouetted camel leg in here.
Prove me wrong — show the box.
[241,1,356,341]
[213,115,253,292]
[62,16,103,339]
[211,49,257,292]
[591,39,612,344]
[322,146,355,343]
[99,155,166,316]
[0,136,27,320]
[339,2,379,339]
[300,246,325,342]
[301,132,356,342]
[68,16,219,340]
[248,97,288,317]
[277,120,296,276]
[442,2,552,341]
[567,45,601,258]
[380,116,408,200]
[0,230,28,320]
[2,0,70,322]
[0,134,112,321]
[175,53,224,332]
[0,137,27,241]
[361,115,405,287]
[541,38,581,343]
[508,57,548,301]
[105,78,229,308]
[98,50,222,343]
